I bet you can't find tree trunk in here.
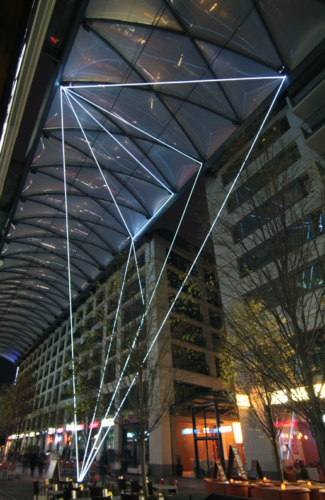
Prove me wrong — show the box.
[139,439,148,500]
[310,413,325,474]
[272,440,284,482]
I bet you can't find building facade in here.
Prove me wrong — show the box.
[205,60,325,478]
[8,231,243,477]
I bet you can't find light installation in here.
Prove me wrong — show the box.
[60,76,286,480]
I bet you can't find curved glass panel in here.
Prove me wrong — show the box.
[92,23,153,66]
[227,8,281,68]
[171,99,238,159]
[136,30,207,83]
[259,0,325,69]
[147,144,200,191]
[170,0,250,45]
[62,27,133,83]
[86,0,164,25]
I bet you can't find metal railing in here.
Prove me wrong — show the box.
[292,68,325,105]
[315,152,325,176]
[301,103,325,138]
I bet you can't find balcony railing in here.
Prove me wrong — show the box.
[292,68,325,106]
[301,104,325,139]
[315,152,325,176]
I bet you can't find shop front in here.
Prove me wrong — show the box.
[171,391,245,478]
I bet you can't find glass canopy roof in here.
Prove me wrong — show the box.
[1,0,325,362]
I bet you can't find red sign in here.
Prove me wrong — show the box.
[88,421,99,429]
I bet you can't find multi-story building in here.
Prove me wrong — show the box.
[9,231,244,477]
[205,58,325,478]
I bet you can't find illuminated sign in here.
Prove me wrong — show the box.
[102,418,115,427]
[48,428,55,435]
[88,421,99,429]
[56,427,64,434]
[181,428,193,435]
[66,423,85,431]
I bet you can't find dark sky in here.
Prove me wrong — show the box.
[0,357,16,386]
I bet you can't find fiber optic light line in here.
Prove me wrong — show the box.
[64,90,133,240]
[80,244,133,475]
[66,89,173,196]
[66,75,286,90]
[80,75,285,475]
[132,240,145,305]
[60,88,79,481]
[83,157,203,473]
[80,375,138,481]
[143,76,287,365]
[67,89,200,164]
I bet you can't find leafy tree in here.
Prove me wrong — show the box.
[0,369,35,458]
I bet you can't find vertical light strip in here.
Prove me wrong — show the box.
[63,89,132,239]
[60,88,79,480]
[14,366,19,386]
[66,89,174,195]
[81,244,133,475]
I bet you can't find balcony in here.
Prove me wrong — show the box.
[300,104,325,154]
[288,68,325,120]
[315,152,325,176]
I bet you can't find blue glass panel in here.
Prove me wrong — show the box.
[136,30,207,83]
[62,27,132,83]
[208,47,280,118]
[147,144,200,191]
[259,0,325,69]
[93,23,153,66]
[182,69,237,120]
[227,8,281,68]
[170,99,238,159]
[86,0,164,25]
[170,0,250,45]
[62,91,121,133]
[31,135,94,168]
[160,117,201,160]
[117,172,171,214]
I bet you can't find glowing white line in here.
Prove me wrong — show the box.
[132,195,175,241]
[64,90,133,240]
[67,89,200,164]
[65,76,285,90]
[61,88,79,480]
[81,374,137,480]
[83,155,203,472]
[81,244,132,474]
[132,240,144,305]
[142,77,287,364]
[77,75,286,476]
[66,89,174,195]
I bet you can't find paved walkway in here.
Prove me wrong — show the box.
[0,466,205,500]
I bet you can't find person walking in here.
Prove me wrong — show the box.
[30,451,38,477]
[98,451,108,487]
[38,449,46,477]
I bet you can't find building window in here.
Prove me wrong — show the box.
[222,116,291,187]
[172,345,210,375]
[170,319,206,347]
[169,293,204,323]
[167,250,197,276]
[227,142,301,214]
[232,175,311,243]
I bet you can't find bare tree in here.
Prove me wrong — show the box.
[205,119,325,470]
